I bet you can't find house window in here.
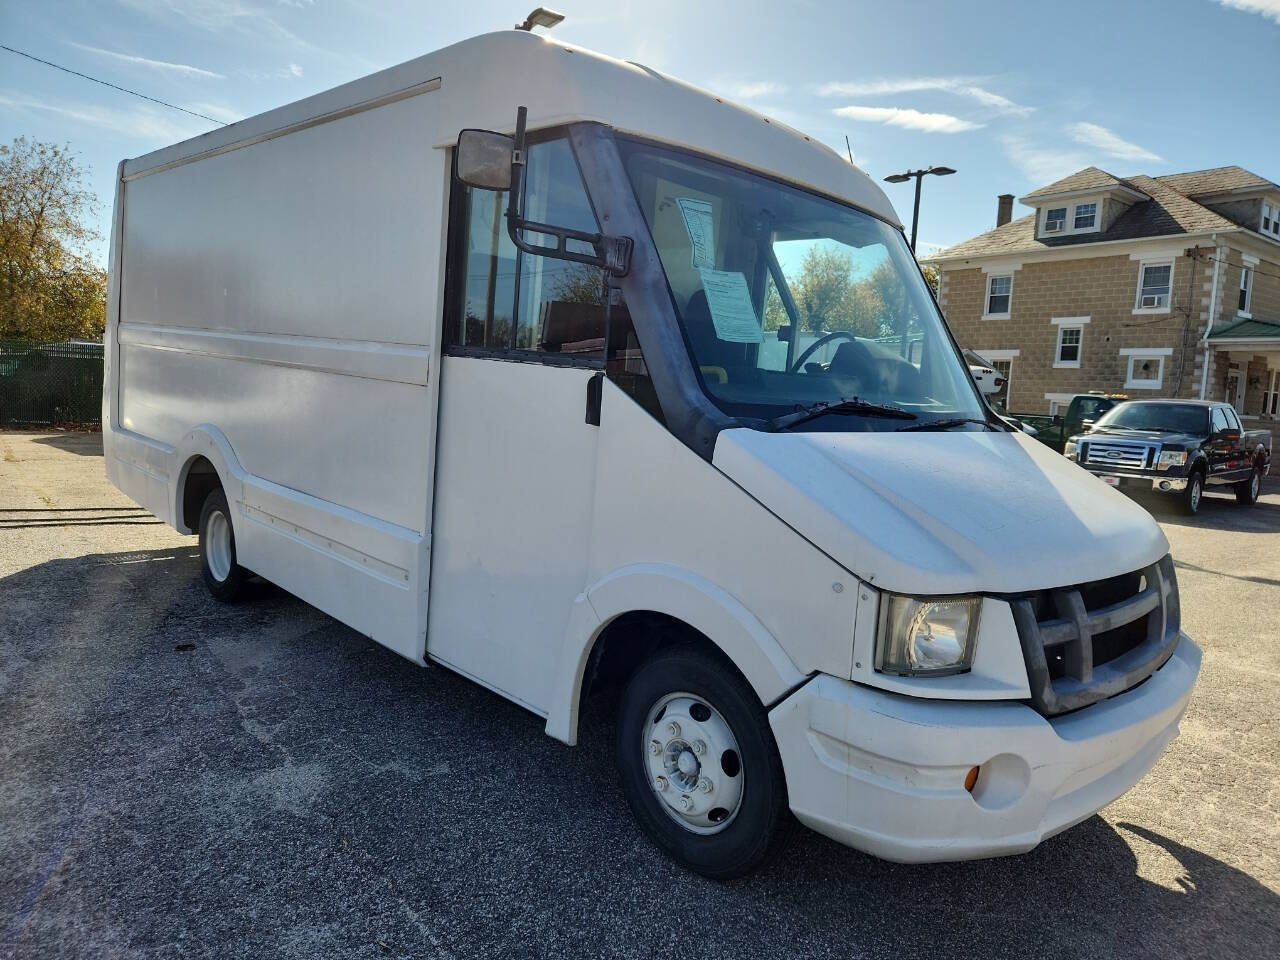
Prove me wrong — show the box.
[985,275,1012,316]
[1265,369,1280,417]
[1135,260,1173,312]
[1044,207,1067,233]
[1263,202,1280,238]
[1125,354,1165,389]
[1073,203,1097,230]
[1239,265,1253,316]
[1055,325,1083,368]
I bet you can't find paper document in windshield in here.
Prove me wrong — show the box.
[698,268,763,343]
[677,197,715,269]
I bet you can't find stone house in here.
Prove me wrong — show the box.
[924,166,1280,422]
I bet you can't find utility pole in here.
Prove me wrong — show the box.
[883,166,956,252]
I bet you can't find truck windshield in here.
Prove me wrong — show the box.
[1094,403,1210,434]
[616,139,984,430]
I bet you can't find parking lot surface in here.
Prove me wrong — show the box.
[2,431,1278,960]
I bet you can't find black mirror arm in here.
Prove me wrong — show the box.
[503,105,632,276]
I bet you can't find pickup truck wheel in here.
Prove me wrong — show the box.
[616,646,792,879]
[1182,470,1204,516]
[199,489,247,602]
[1235,465,1262,506]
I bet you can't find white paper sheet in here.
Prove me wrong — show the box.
[698,268,763,343]
[677,197,715,269]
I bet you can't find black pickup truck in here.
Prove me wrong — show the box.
[1065,399,1272,514]
[1011,393,1126,453]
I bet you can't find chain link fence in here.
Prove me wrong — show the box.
[0,339,104,426]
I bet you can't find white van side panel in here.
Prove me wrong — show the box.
[109,91,444,662]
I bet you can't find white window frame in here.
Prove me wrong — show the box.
[1073,202,1097,230]
[1043,206,1067,234]
[1051,316,1088,369]
[1263,202,1280,239]
[983,274,1013,319]
[1134,258,1175,314]
[1120,347,1172,390]
[1265,368,1280,417]
[1045,392,1075,415]
[1238,264,1253,318]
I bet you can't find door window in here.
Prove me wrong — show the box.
[1211,407,1231,434]
[449,136,607,361]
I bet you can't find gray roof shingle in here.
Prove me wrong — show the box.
[930,166,1268,262]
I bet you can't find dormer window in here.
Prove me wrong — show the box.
[1073,203,1097,230]
[1264,202,1280,239]
[1045,207,1067,233]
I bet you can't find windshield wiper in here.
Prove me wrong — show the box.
[765,397,916,432]
[896,417,990,432]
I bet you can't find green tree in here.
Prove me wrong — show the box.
[920,264,939,298]
[763,246,883,337]
[0,138,106,342]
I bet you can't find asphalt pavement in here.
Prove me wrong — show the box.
[2,431,1278,960]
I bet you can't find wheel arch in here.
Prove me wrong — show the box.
[171,426,246,535]
[544,564,805,746]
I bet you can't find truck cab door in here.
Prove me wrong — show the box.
[425,136,609,715]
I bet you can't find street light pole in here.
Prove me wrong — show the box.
[883,165,956,253]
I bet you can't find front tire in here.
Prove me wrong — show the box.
[199,488,247,602]
[1182,469,1204,516]
[1235,464,1262,506]
[616,645,792,879]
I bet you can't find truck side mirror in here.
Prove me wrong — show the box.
[455,129,515,190]
[1081,419,1095,431]
[777,325,793,343]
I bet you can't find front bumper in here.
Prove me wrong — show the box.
[1079,467,1187,493]
[769,634,1201,863]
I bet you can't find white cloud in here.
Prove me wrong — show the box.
[0,91,214,144]
[69,43,224,79]
[834,105,983,134]
[1213,0,1280,24]
[288,62,303,78]
[722,80,786,100]
[818,76,1032,115]
[185,101,244,124]
[121,0,309,46]
[1068,122,1163,163]
[1001,135,1092,186]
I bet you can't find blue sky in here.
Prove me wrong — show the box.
[3,0,1279,265]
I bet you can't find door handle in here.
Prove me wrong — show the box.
[585,371,603,426]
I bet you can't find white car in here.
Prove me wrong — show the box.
[965,349,1007,396]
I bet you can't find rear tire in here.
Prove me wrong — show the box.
[199,488,247,602]
[616,645,792,879]
[1181,469,1204,516]
[1235,465,1262,506]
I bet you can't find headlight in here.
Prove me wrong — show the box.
[1158,450,1188,469]
[875,595,981,676]
[1063,440,1077,460]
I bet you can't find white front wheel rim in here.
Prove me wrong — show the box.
[206,510,233,582]
[1252,471,1260,499]
[643,693,744,834]
[1190,479,1201,510]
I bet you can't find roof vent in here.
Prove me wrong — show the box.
[996,193,1014,227]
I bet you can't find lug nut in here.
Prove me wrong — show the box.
[666,721,681,738]
[649,740,662,756]
[653,776,668,792]
[698,777,713,794]
[692,739,707,756]
[678,795,693,811]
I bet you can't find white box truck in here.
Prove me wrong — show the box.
[104,26,1200,878]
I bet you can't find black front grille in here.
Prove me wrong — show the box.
[1005,555,1181,716]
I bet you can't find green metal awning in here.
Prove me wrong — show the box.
[1206,315,1280,343]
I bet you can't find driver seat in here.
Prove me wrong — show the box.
[828,339,877,386]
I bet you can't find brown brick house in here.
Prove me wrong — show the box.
[925,166,1280,422]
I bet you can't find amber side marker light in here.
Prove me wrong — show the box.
[964,766,980,792]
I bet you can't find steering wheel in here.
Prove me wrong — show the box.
[789,330,856,373]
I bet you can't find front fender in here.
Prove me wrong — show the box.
[543,563,806,745]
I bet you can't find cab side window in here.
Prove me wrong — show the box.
[449,137,607,362]
[1211,407,1231,434]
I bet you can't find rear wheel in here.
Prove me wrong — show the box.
[616,645,792,879]
[1235,465,1262,506]
[1182,469,1204,516]
[199,488,247,602]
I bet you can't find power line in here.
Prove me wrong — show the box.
[0,44,228,126]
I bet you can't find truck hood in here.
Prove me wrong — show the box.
[713,427,1169,595]
[1079,429,1201,448]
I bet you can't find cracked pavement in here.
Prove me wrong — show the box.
[2,431,1278,959]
